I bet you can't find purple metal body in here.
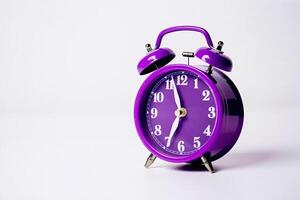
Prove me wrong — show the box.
[154,26,214,49]
[134,26,243,164]
[134,64,244,163]
[137,48,175,75]
[195,47,233,72]
[138,26,232,75]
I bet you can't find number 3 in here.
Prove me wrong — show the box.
[208,107,216,118]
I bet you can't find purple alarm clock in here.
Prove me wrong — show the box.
[134,26,244,173]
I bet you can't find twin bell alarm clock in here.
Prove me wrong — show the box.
[133,26,244,173]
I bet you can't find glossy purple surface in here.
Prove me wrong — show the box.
[155,26,214,49]
[195,47,233,72]
[134,64,244,163]
[137,25,233,75]
[137,48,175,75]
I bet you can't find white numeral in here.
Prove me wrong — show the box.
[150,108,158,119]
[194,78,198,89]
[202,90,210,101]
[208,107,216,118]
[193,137,201,148]
[176,75,188,85]
[153,92,164,103]
[154,125,162,136]
[165,79,174,90]
[177,140,185,153]
[203,125,211,136]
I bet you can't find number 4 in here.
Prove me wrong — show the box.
[203,125,211,136]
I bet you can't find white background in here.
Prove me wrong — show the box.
[0,0,299,199]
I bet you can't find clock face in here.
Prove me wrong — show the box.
[145,70,217,156]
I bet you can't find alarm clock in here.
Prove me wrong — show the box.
[134,26,244,173]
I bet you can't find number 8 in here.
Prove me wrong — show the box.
[154,125,162,136]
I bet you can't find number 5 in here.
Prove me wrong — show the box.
[193,137,201,148]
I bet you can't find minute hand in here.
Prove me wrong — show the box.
[172,76,181,109]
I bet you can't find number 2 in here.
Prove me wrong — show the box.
[202,90,210,101]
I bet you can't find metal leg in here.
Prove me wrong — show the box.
[144,153,157,168]
[201,156,214,173]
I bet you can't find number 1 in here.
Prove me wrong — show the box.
[194,78,198,89]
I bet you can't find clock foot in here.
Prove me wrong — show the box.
[144,153,157,168]
[201,156,214,173]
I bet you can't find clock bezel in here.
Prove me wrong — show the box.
[134,64,224,163]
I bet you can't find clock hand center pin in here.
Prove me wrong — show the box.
[175,107,187,118]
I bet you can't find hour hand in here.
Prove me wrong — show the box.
[165,107,187,147]
[166,116,180,147]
